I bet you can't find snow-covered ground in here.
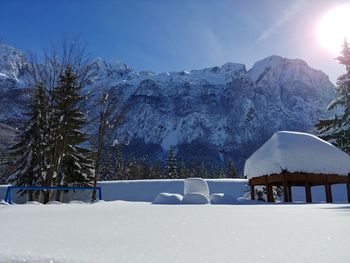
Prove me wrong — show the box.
[1,178,349,204]
[1,201,349,263]
[0,179,249,203]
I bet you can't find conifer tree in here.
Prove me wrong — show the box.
[8,83,48,201]
[226,159,238,178]
[178,161,190,179]
[165,146,178,179]
[113,143,125,180]
[52,66,93,191]
[127,155,139,180]
[139,156,151,179]
[99,147,113,181]
[212,166,225,178]
[317,40,350,153]
[198,162,207,178]
[150,161,163,179]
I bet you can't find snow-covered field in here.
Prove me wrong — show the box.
[1,179,349,203]
[0,179,249,203]
[1,179,349,262]
[1,201,349,263]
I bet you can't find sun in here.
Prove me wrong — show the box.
[316,5,350,54]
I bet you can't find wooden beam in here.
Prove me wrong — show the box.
[250,185,255,200]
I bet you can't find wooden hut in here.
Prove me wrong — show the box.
[245,131,350,203]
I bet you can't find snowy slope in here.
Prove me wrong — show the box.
[244,131,350,178]
[0,44,337,171]
[1,202,350,262]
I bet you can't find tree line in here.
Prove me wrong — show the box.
[99,145,239,181]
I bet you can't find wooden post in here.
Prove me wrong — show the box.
[267,184,274,202]
[250,184,255,200]
[305,175,312,203]
[283,181,289,202]
[325,183,333,203]
[346,182,350,203]
[305,183,312,203]
[287,184,292,202]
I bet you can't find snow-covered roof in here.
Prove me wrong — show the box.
[244,131,350,179]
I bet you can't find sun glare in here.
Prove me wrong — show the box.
[316,5,350,54]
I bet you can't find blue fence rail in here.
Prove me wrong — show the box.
[4,185,102,204]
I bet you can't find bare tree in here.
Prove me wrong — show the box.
[90,80,126,201]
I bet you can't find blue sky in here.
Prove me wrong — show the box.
[0,0,348,82]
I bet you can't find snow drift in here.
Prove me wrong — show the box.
[182,193,210,204]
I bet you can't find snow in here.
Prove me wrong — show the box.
[210,193,240,204]
[1,178,349,204]
[0,179,247,203]
[245,131,350,178]
[182,192,210,204]
[152,193,183,204]
[1,202,350,262]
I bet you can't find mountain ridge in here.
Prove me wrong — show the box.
[0,44,337,172]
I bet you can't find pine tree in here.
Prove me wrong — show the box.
[317,40,350,153]
[150,161,163,179]
[165,146,178,179]
[99,147,113,181]
[113,143,125,180]
[8,83,48,201]
[198,162,207,178]
[226,159,238,178]
[52,66,93,190]
[126,155,139,180]
[178,161,190,179]
[212,166,225,178]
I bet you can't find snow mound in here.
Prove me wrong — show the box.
[244,131,350,178]
[184,178,209,196]
[152,193,183,205]
[69,200,88,205]
[182,193,210,204]
[25,201,42,205]
[210,193,240,205]
[46,201,62,205]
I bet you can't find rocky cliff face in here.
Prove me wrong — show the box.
[0,44,336,172]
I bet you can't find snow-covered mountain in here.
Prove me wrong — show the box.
[0,44,336,172]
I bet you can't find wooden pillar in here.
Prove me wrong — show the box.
[325,183,333,203]
[283,181,289,202]
[305,183,312,203]
[267,184,274,202]
[346,182,350,203]
[287,184,293,202]
[250,184,255,200]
